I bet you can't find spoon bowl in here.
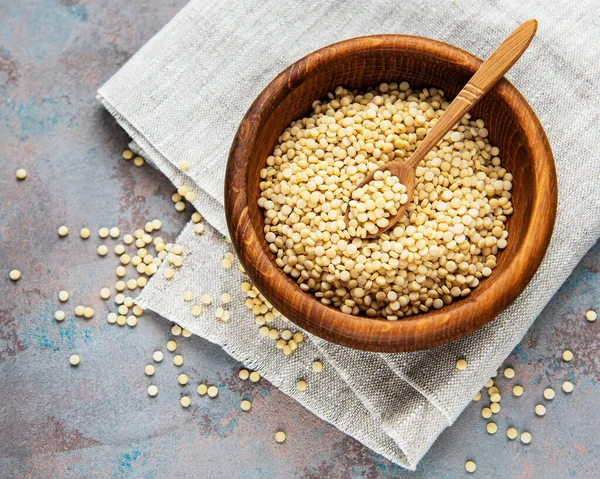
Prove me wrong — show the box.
[344,160,417,239]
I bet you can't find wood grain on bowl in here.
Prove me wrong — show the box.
[225,35,557,352]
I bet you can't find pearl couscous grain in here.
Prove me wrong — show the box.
[258,82,512,319]
[543,387,555,400]
[9,269,21,281]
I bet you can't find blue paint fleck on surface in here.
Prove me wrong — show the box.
[116,449,141,476]
[65,4,89,22]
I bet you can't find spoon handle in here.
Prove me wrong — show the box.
[406,19,538,170]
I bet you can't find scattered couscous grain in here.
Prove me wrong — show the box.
[178,373,189,385]
[147,385,158,397]
[312,361,324,373]
[503,367,515,379]
[543,387,555,400]
[183,290,194,302]
[122,149,133,160]
[239,369,250,380]
[152,350,164,362]
[207,385,219,398]
[171,324,182,336]
[585,310,597,322]
[490,403,500,414]
[473,392,481,401]
[275,431,286,443]
[16,168,27,180]
[58,226,69,237]
[185,191,196,202]
[481,407,492,419]
[520,431,532,444]
[100,287,111,299]
[180,395,191,407]
[75,305,85,316]
[465,461,476,473]
[173,355,184,366]
[110,227,120,239]
[144,365,155,376]
[220,293,231,304]
[80,228,90,239]
[241,400,252,411]
[512,385,524,397]
[134,156,144,167]
[197,384,208,395]
[562,350,573,362]
[58,290,69,302]
[54,310,66,322]
[456,359,468,371]
[506,427,518,440]
[9,270,21,281]
[97,245,108,256]
[562,381,574,393]
[182,328,192,337]
[296,380,308,392]
[98,227,109,239]
[191,305,202,317]
[69,354,80,366]
[126,315,137,327]
[249,371,261,383]
[486,422,497,434]
[534,404,546,416]
[167,340,177,352]
[83,307,94,319]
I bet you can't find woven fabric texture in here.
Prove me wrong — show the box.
[99,0,600,469]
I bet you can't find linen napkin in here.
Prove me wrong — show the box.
[98,0,600,469]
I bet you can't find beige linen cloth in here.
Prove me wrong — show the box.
[98,0,600,469]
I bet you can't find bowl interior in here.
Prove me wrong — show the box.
[229,36,555,351]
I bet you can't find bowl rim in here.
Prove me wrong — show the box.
[225,34,557,352]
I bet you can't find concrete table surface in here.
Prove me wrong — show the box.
[1,1,598,477]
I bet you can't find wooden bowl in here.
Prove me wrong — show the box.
[225,35,557,352]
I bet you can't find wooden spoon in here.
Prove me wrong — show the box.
[344,19,538,238]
